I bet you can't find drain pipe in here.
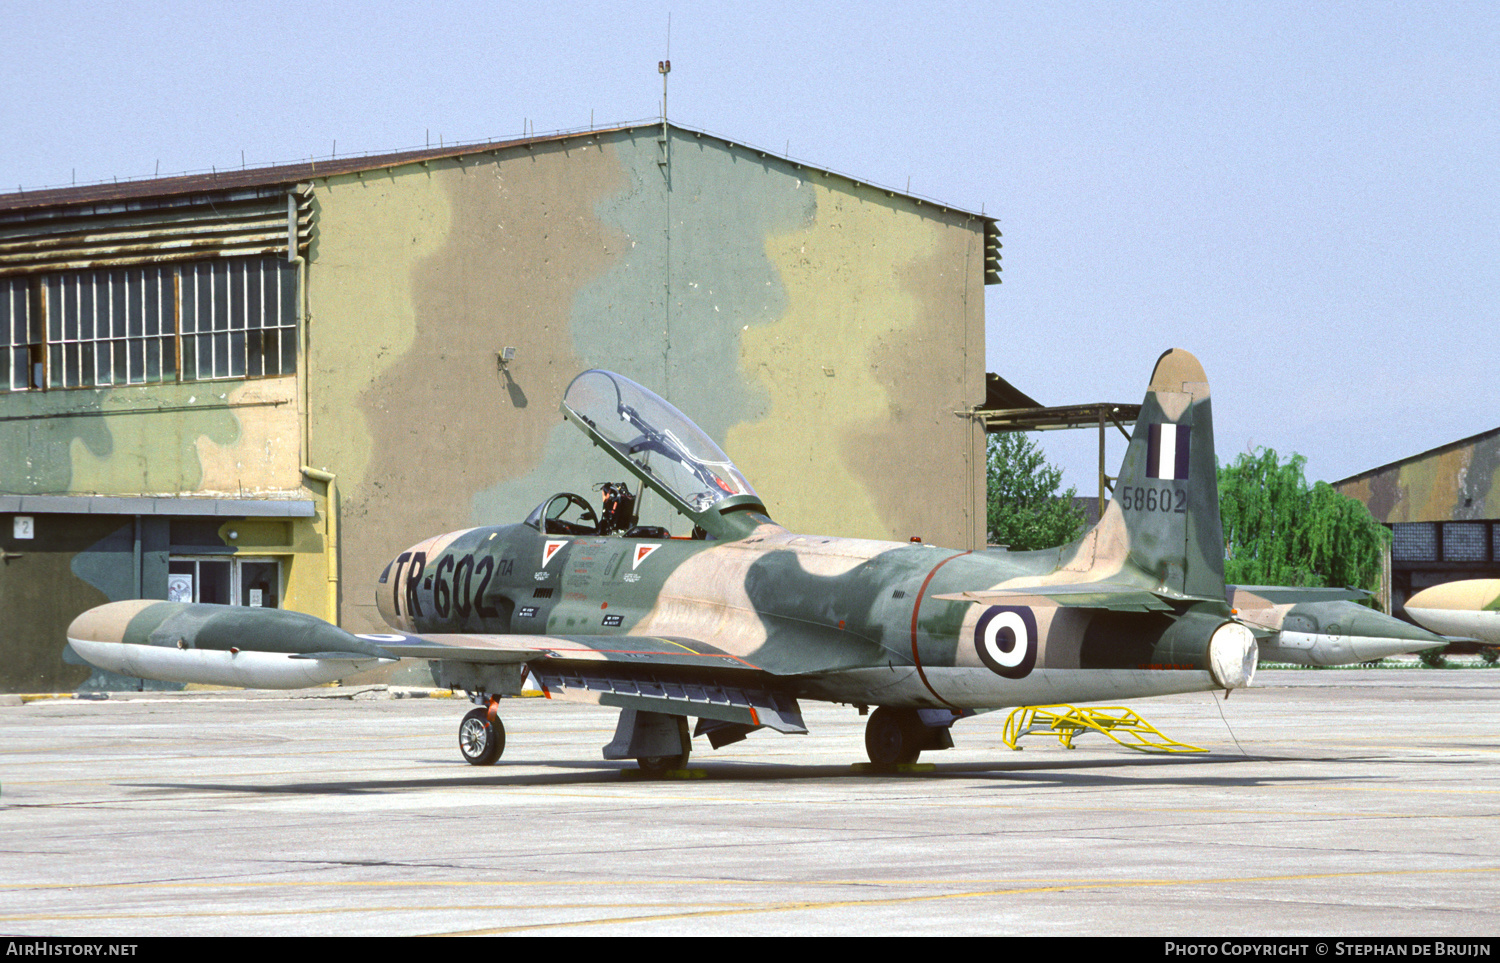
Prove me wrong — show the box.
[288,188,311,469]
[300,466,339,626]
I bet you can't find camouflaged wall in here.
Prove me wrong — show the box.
[1335,429,1500,523]
[304,126,989,633]
[0,366,330,690]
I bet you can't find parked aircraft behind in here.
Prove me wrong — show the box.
[1405,580,1500,645]
[65,350,1433,772]
[1230,586,1441,666]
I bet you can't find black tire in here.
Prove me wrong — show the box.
[865,707,922,767]
[459,707,504,766]
[637,752,688,774]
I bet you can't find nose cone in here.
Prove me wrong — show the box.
[67,599,162,645]
[1406,579,1500,643]
[1341,605,1447,660]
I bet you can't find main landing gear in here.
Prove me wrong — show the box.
[603,708,692,774]
[459,706,505,766]
[863,707,954,767]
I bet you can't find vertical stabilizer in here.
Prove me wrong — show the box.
[1066,349,1225,598]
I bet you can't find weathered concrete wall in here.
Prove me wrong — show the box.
[303,127,988,633]
[1336,429,1500,523]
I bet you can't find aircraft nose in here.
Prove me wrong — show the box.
[1346,608,1445,644]
[67,599,160,645]
[1340,607,1446,661]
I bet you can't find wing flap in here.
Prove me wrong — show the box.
[355,630,768,671]
[532,667,807,733]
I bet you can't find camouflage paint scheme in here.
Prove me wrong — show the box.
[1404,579,1500,644]
[4,123,988,691]
[1334,427,1500,523]
[67,350,1264,769]
[1227,585,1442,666]
[306,126,988,639]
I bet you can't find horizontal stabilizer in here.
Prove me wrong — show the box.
[1231,585,1370,604]
[932,582,1197,613]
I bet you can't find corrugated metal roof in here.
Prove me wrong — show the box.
[0,125,644,215]
[0,121,999,283]
[0,185,313,276]
[0,121,995,223]
[1334,425,1500,487]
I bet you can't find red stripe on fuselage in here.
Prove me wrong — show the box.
[909,551,971,709]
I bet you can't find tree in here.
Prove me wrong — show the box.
[986,433,1087,550]
[1217,448,1388,592]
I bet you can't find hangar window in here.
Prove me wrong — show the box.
[1441,522,1488,562]
[2,277,43,391]
[1392,523,1436,562]
[0,257,297,392]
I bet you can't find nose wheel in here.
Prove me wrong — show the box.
[459,706,504,765]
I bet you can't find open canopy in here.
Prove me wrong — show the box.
[561,370,766,536]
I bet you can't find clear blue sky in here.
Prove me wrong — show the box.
[4,1,1495,493]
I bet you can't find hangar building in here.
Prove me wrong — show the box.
[0,121,1000,691]
[1334,428,1500,621]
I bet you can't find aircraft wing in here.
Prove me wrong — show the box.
[363,630,804,734]
[66,600,808,734]
[364,630,767,672]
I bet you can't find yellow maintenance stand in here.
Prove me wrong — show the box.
[1002,704,1206,753]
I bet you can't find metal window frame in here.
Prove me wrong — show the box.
[2,255,295,392]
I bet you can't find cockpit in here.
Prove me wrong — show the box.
[524,370,769,541]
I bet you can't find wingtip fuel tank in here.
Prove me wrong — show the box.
[67,600,396,689]
[1405,580,1500,645]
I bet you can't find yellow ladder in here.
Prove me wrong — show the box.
[1002,704,1206,753]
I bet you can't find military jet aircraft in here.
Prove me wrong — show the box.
[63,349,1413,772]
[1229,585,1441,666]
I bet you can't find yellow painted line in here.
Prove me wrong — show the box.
[434,866,1500,935]
[5,865,1497,896]
[10,867,1500,931]
[0,902,763,924]
[653,638,702,655]
[1319,785,1500,795]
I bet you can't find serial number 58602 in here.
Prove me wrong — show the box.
[1118,484,1186,513]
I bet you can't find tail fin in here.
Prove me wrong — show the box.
[1061,348,1225,598]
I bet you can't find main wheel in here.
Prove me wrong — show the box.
[865,707,922,766]
[459,707,504,766]
[636,752,688,774]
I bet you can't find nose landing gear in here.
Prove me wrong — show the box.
[459,706,505,765]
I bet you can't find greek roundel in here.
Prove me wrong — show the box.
[974,606,1038,679]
